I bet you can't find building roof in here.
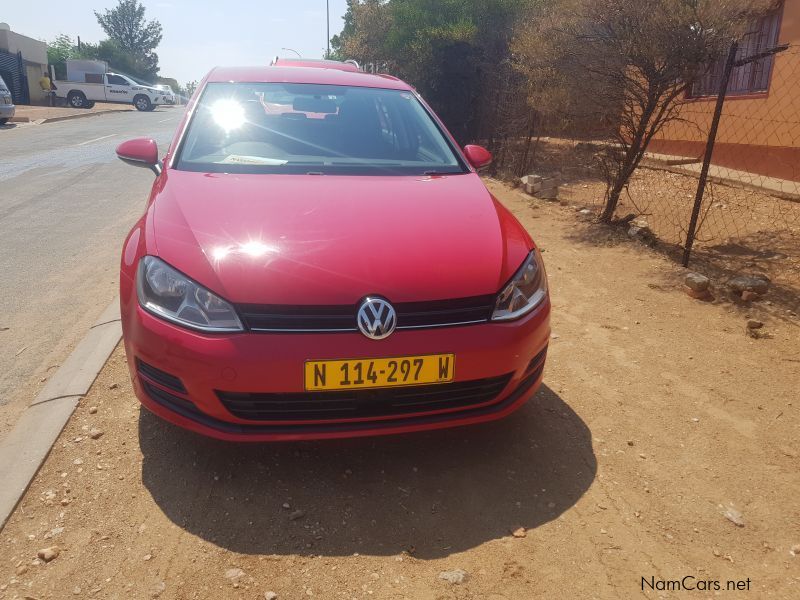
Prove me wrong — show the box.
[205,66,412,91]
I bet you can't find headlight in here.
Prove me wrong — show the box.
[136,256,244,332]
[492,250,548,321]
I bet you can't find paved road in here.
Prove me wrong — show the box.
[0,109,183,433]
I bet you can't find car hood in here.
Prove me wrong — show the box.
[149,171,531,305]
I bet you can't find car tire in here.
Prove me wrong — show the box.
[144,104,157,112]
[84,101,96,109]
[67,91,87,109]
[0,118,8,125]
[134,95,152,112]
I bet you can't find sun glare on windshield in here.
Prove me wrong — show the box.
[210,98,246,132]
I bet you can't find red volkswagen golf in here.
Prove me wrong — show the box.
[117,61,550,441]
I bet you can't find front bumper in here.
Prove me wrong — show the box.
[122,296,550,442]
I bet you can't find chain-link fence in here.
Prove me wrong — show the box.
[623,43,800,261]
[493,42,799,306]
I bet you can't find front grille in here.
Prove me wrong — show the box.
[216,373,513,422]
[237,295,495,332]
[136,359,187,394]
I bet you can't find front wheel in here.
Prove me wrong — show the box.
[133,95,152,112]
[84,101,95,109]
[0,118,8,125]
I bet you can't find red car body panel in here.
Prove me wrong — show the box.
[146,170,530,305]
[119,65,550,441]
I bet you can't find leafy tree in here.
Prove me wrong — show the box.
[94,0,162,79]
[47,34,75,80]
[331,0,533,144]
[183,80,199,99]
[513,0,775,222]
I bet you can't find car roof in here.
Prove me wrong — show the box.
[272,58,361,72]
[205,66,412,91]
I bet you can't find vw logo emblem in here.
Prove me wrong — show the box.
[357,297,397,340]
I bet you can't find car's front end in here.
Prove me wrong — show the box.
[121,238,549,442]
[118,66,550,441]
[0,77,15,124]
[155,85,177,104]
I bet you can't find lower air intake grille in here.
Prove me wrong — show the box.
[136,359,187,394]
[217,373,513,422]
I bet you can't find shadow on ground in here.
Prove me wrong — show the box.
[139,384,595,559]
[562,218,800,323]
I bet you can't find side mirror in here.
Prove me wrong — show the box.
[463,144,492,171]
[116,138,161,175]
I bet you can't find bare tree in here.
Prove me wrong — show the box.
[514,0,775,222]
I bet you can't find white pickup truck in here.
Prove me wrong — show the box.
[54,72,170,111]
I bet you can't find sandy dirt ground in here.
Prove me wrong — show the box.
[0,181,798,600]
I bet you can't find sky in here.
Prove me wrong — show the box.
[1,0,349,84]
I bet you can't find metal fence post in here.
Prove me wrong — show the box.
[682,42,738,267]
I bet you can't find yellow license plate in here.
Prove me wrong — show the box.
[304,354,455,391]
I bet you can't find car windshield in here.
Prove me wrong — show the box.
[175,82,466,175]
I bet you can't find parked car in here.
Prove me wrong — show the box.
[115,62,550,441]
[55,71,169,111]
[0,75,15,125]
[154,84,177,104]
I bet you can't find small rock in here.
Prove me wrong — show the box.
[289,510,305,521]
[628,225,645,237]
[685,286,712,300]
[143,554,152,561]
[780,446,798,458]
[265,593,278,600]
[16,565,28,576]
[225,568,245,580]
[741,290,758,301]
[72,587,82,595]
[151,581,166,598]
[88,428,103,440]
[109,383,119,390]
[281,503,290,510]
[88,407,97,414]
[790,544,800,556]
[37,546,60,562]
[511,527,526,538]
[729,275,770,296]
[746,319,763,329]
[627,440,634,446]
[438,569,468,585]
[723,506,745,527]
[684,272,710,292]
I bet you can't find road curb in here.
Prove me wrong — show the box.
[40,109,134,124]
[9,109,133,125]
[0,298,122,530]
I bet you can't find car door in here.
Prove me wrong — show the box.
[105,74,132,102]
